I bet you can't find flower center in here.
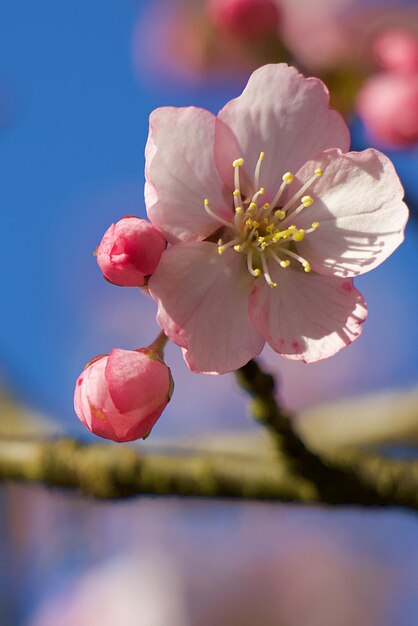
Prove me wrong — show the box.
[204,152,323,288]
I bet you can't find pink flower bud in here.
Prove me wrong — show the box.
[74,348,173,442]
[97,217,166,287]
[374,29,418,76]
[357,72,418,148]
[207,0,280,39]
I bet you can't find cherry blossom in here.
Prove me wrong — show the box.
[145,64,408,374]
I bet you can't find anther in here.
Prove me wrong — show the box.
[301,195,313,207]
[232,158,244,167]
[274,209,285,220]
[270,171,294,211]
[314,168,323,176]
[280,260,291,268]
[293,229,305,242]
[233,189,240,197]
[263,203,270,210]
[247,249,261,278]
[305,221,320,234]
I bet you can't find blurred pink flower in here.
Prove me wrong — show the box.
[373,29,418,75]
[357,72,418,148]
[279,0,355,70]
[206,0,281,39]
[97,217,166,287]
[279,0,418,72]
[145,64,407,374]
[74,348,173,442]
[132,0,257,85]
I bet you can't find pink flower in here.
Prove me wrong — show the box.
[357,72,418,148]
[207,0,281,39]
[96,217,166,287]
[74,348,173,442]
[145,64,408,374]
[374,29,418,75]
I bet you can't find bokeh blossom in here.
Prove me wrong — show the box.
[145,64,408,374]
[207,0,281,40]
[74,347,173,442]
[357,72,418,148]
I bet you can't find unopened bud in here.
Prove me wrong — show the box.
[97,217,166,287]
[74,348,173,442]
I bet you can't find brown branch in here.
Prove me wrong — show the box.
[235,360,418,507]
[1,360,418,508]
[0,436,315,501]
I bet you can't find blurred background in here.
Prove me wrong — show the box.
[2,0,418,624]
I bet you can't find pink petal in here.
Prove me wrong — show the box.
[249,265,367,363]
[145,107,233,243]
[148,242,265,373]
[289,149,408,277]
[216,64,350,200]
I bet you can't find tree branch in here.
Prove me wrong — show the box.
[0,436,315,501]
[1,359,418,509]
[235,360,418,507]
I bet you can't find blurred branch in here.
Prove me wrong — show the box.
[0,436,315,501]
[236,360,418,509]
[1,360,418,508]
[236,361,383,505]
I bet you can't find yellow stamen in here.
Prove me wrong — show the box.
[254,152,265,191]
[204,198,232,228]
[314,168,323,176]
[232,158,244,167]
[293,229,305,242]
[282,172,294,185]
[301,195,313,207]
[260,252,277,288]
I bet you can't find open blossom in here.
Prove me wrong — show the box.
[74,348,173,442]
[97,216,166,287]
[145,64,408,374]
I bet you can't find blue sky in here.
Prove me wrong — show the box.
[1,0,418,439]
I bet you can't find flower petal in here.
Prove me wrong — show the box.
[145,107,233,243]
[249,265,367,363]
[148,242,265,373]
[216,64,350,200]
[289,149,409,277]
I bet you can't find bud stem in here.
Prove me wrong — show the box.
[147,330,168,357]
